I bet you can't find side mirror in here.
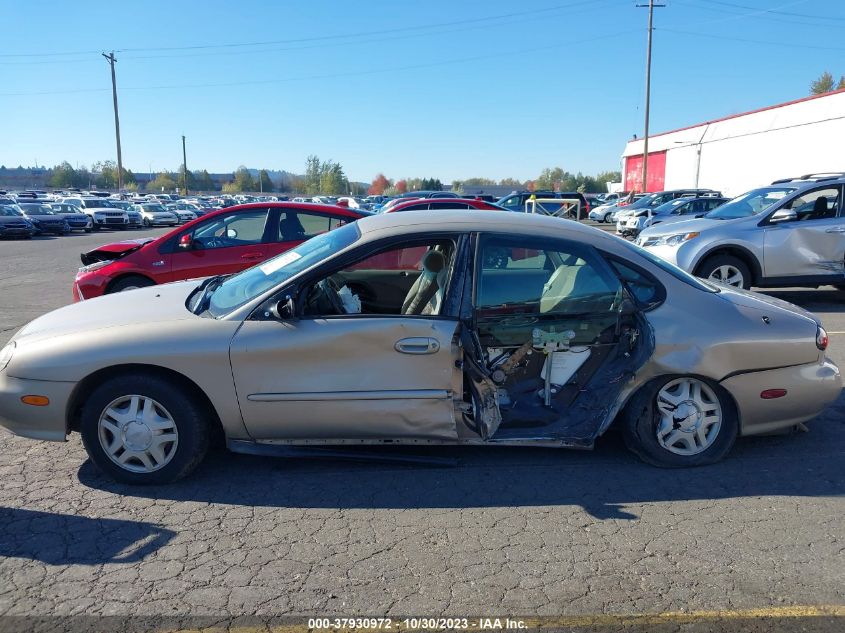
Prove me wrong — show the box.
[770,209,798,223]
[178,234,193,250]
[270,295,297,321]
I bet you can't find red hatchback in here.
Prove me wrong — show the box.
[73,202,363,301]
[383,198,505,213]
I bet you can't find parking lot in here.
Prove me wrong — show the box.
[0,228,844,626]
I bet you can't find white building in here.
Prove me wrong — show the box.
[621,88,845,197]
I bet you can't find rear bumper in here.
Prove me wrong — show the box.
[0,373,75,441]
[721,358,841,436]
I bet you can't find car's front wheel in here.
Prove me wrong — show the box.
[622,375,738,467]
[108,275,155,293]
[697,254,751,289]
[80,375,210,484]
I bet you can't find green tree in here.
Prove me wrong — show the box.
[194,169,216,192]
[232,166,256,192]
[257,169,274,193]
[148,171,178,192]
[319,160,346,195]
[305,155,322,195]
[810,71,837,95]
[498,177,522,187]
[47,162,78,188]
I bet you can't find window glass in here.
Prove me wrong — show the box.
[705,187,795,220]
[396,203,429,212]
[608,259,663,307]
[276,211,344,241]
[497,195,522,211]
[785,187,840,221]
[429,202,470,210]
[476,237,621,315]
[191,210,269,249]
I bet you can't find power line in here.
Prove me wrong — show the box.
[693,0,845,21]
[0,28,639,97]
[659,27,845,51]
[0,0,607,59]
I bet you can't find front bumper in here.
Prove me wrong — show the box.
[722,358,842,436]
[0,373,75,441]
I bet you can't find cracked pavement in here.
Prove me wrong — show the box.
[0,229,843,621]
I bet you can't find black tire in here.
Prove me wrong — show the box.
[622,375,738,468]
[84,228,93,233]
[108,275,155,294]
[143,218,152,228]
[696,254,752,290]
[80,374,210,484]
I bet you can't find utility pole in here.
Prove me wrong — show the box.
[102,52,124,192]
[636,0,664,195]
[182,135,188,196]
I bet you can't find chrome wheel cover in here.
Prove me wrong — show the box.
[655,378,722,456]
[98,395,179,473]
[707,264,744,287]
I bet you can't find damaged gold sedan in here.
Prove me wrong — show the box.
[0,211,840,483]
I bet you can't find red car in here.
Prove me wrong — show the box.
[383,198,506,213]
[73,202,363,301]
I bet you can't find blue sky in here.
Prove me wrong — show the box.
[1,0,843,183]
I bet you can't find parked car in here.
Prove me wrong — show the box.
[0,205,37,239]
[614,190,722,234]
[62,197,130,231]
[50,204,94,233]
[133,203,179,228]
[636,174,845,290]
[0,211,839,484]
[496,190,591,218]
[624,196,728,237]
[165,204,197,224]
[16,203,71,235]
[589,201,620,223]
[73,202,364,299]
[395,190,460,199]
[383,198,505,213]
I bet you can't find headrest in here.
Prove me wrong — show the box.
[422,250,446,273]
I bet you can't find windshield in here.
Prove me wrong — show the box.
[20,204,54,215]
[705,187,795,220]
[206,221,362,317]
[625,193,661,210]
[86,199,113,208]
[0,206,22,217]
[143,204,167,212]
[650,199,689,215]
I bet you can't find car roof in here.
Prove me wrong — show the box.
[356,209,607,243]
[389,197,498,211]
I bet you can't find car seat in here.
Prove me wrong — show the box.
[279,212,306,240]
[401,250,448,315]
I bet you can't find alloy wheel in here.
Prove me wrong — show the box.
[97,395,179,473]
[707,265,744,287]
[655,377,722,456]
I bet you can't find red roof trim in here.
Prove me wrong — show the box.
[646,87,845,140]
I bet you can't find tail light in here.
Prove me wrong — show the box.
[816,326,829,351]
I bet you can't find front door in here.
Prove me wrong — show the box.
[167,208,272,282]
[229,238,463,441]
[763,186,845,280]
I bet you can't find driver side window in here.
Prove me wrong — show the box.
[301,239,456,317]
[190,210,269,249]
[785,187,840,221]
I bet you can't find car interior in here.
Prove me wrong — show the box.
[302,240,456,317]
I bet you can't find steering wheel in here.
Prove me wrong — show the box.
[318,277,346,315]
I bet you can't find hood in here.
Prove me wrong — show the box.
[80,238,155,265]
[639,216,732,238]
[13,280,201,345]
[713,284,820,326]
[0,216,31,225]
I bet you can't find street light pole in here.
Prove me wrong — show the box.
[636,0,664,195]
[102,52,124,192]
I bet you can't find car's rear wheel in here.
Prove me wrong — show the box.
[80,375,210,484]
[108,275,155,294]
[697,254,751,289]
[622,375,737,467]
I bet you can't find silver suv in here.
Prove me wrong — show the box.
[636,173,845,289]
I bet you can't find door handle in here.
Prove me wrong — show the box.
[395,337,440,354]
[241,252,264,260]
[824,227,845,233]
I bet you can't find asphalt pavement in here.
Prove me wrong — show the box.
[0,227,843,629]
